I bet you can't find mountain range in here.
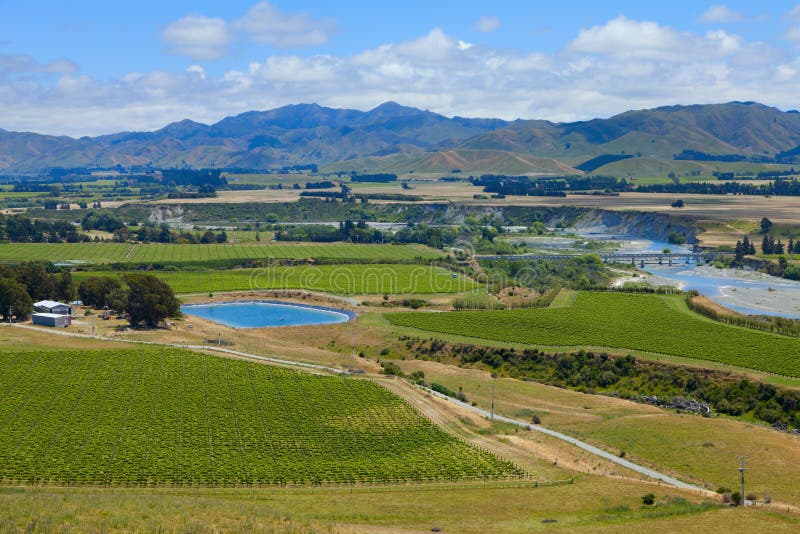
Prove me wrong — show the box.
[2,100,800,174]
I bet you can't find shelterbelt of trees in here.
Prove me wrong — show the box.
[0,213,228,245]
[473,174,800,196]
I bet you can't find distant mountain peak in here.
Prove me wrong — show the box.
[368,101,431,118]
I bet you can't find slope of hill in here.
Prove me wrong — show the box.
[3,101,800,173]
[459,102,800,164]
[322,149,579,176]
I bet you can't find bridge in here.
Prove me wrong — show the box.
[476,252,732,267]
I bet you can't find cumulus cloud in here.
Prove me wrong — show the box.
[701,4,743,23]
[234,1,337,47]
[570,16,740,61]
[161,2,337,60]
[3,19,800,136]
[161,15,232,60]
[475,16,500,33]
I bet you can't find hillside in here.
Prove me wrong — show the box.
[3,101,800,173]
[322,149,579,175]
[459,102,800,164]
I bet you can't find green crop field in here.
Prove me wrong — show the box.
[387,292,800,377]
[73,264,477,294]
[0,242,442,264]
[0,348,522,486]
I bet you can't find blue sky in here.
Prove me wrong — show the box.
[2,1,800,135]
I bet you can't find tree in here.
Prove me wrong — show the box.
[56,271,76,302]
[760,217,773,234]
[78,276,124,308]
[123,273,180,328]
[0,277,33,320]
[13,262,58,301]
[200,230,216,244]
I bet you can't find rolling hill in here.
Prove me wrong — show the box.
[3,100,800,173]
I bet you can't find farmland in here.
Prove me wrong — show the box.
[72,264,477,294]
[387,292,800,377]
[0,242,442,265]
[0,348,523,486]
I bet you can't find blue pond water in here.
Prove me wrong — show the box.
[181,301,354,328]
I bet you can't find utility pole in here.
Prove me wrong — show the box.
[739,457,747,506]
[351,329,355,359]
[491,380,495,422]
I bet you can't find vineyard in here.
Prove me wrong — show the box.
[0,242,442,264]
[72,265,478,294]
[387,292,800,377]
[0,349,523,486]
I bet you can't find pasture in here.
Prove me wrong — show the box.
[0,241,442,264]
[397,360,800,504]
[0,348,522,486]
[387,291,800,377]
[72,264,477,294]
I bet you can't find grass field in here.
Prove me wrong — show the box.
[0,348,522,486]
[397,360,800,503]
[0,242,442,264]
[387,291,800,377]
[7,480,796,534]
[73,264,478,294]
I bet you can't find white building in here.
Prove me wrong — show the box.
[32,313,71,327]
[33,300,72,315]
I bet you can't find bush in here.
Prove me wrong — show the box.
[730,491,742,506]
[379,361,403,376]
[532,415,541,425]
[641,493,655,506]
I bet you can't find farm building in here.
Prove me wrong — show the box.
[32,313,71,328]
[33,300,72,315]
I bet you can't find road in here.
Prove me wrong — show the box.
[417,384,704,492]
[6,322,701,492]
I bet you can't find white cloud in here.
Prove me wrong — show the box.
[161,2,338,60]
[701,5,743,23]
[475,16,500,33]
[3,19,800,137]
[569,16,740,61]
[234,1,337,47]
[161,15,232,60]
[784,26,800,42]
[788,4,800,21]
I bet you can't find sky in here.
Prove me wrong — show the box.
[2,1,800,136]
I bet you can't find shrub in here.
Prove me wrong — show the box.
[379,361,403,376]
[730,491,742,506]
[642,493,655,506]
[532,415,541,425]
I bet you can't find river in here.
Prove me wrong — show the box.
[576,232,800,318]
